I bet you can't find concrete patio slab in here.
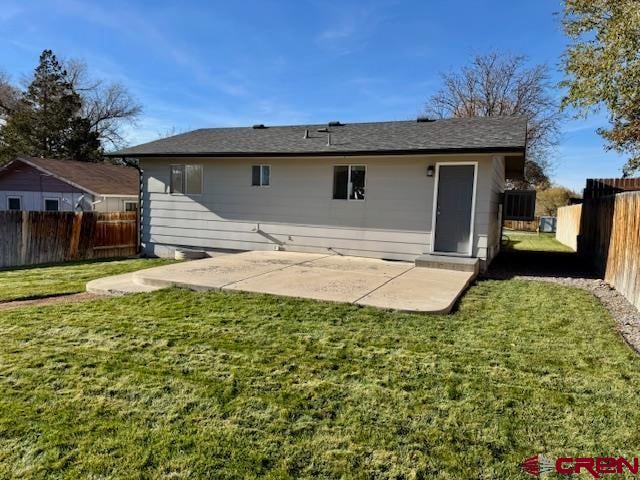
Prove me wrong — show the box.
[226,265,389,303]
[132,251,329,290]
[299,255,413,277]
[89,251,476,313]
[87,272,163,296]
[355,267,474,313]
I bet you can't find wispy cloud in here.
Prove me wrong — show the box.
[317,25,355,42]
[314,4,389,54]
[51,0,249,98]
[0,4,23,22]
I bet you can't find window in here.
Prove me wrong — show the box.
[252,165,270,186]
[170,165,184,194]
[124,201,138,212]
[7,197,21,211]
[44,198,60,211]
[170,164,202,194]
[333,165,366,200]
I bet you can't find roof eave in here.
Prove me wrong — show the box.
[106,146,526,158]
[16,156,102,197]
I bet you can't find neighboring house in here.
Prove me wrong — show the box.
[0,156,139,212]
[108,117,527,269]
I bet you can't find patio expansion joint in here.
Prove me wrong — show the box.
[351,265,416,304]
[218,253,335,290]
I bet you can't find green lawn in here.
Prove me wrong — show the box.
[1,282,639,479]
[0,258,175,302]
[503,231,574,252]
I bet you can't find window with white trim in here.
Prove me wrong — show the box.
[124,201,138,212]
[44,198,60,211]
[333,165,366,200]
[252,165,270,186]
[7,196,21,211]
[170,164,202,194]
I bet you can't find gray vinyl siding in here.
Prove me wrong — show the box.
[0,161,137,212]
[486,156,506,264]
[141,154,503,264]
[0,190,136,212]
[0,190,88,211]
[0,162,80,192]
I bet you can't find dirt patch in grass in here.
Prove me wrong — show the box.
[0,292,98,311]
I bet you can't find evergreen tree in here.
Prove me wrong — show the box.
[0,50,102,162]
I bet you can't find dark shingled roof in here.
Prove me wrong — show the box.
[109,116,527,158]
[12,156,138,196]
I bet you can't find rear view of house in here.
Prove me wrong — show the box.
[109,116,527,270]
[0,156,139,212]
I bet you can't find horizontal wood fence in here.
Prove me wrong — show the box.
[577,192,640,310]
[555,204,582,251]
[503,217,539,232]
[0,211,138,268]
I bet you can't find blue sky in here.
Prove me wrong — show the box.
[0,0,629,191]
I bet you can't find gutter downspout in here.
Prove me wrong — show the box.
[121,156,143,256]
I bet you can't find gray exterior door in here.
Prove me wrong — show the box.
[433,164,475,254]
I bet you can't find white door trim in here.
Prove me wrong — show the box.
[430,161,478,257]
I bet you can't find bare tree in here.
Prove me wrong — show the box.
[0,71,20,118]
[156,125,187,139]
[64,59,142,150]
[426,53,562,187]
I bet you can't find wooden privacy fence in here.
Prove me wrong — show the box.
[584,177,640,199]
[503,217,539,232]
[601,193,640,310]
[577,192,640,310]
[0,211,138,268]
[555,204,582,251]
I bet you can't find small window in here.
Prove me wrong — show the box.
[252,165,270,186]
[44,198,60,211]
[170,164,202,194]
[170,165,184,194]
[333,165,366,200]
[185,164,202,194]
[124,201,138,212]
[7,197,21,211]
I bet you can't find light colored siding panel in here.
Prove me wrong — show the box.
[141,154,500,263]
[145,217,429,243]
[148,225,425,255]
[0,190,86,211]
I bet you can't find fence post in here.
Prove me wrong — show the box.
[20,211,29,266]
[69,212,83,259]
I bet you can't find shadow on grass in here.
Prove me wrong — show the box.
[486,249,598,280]
[0,256,140,273]
[0,291,89,305]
